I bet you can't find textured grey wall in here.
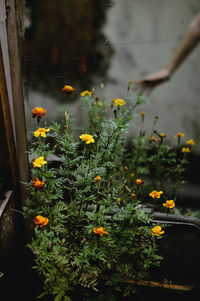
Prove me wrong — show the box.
[102,0,200,150]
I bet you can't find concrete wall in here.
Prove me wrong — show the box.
[102,0,200,150]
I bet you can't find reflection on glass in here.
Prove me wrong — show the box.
[24,0,113,106]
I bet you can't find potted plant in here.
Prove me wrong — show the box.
[22,82,199,300]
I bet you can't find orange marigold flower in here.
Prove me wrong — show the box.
[150,136,157,142]
[62,85,74,94]
[34,128,50,138]
[32,178,45,189]
[174,132,184,138]
[149,190,163,199]
[32,107,46,120]
[34,215,49,228]
[94,176,101,182]
[134,179,144,185]
[181,147,191,153]
[163,200,175,209]
[151,225,164,237]
[116,198,121,203]
[186,139,195,146]
[131,193,136,198]
[80,134,95,144]
[93,227,108,236]
[140,111,146,118]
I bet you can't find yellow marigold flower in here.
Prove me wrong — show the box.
[131,193,136,198]
[79,134,95,144]
[134,179,144,185]
[94,176,101,182]
[140,111,146,117]
[151,225,164,237]
[32,107,46,120]
[159,133,166,138]
[116,198,121,203]
[150,136,157,142]
[80,90,93,97]
[149,190,163,199]
[34,128,50,138]
[181,147,191,153]
[130,173,135,177]
[32,156,47,168]
[186,139,195,146]
[93,227,108,236]
[34,215,49,228]
[32,178,45,189]
[114,98,126,106]
[174,132,184,138]
[62,85,74,94]
[163,200,175,209]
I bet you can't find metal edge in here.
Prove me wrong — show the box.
[152,211,200,230]
[0,190,13,219]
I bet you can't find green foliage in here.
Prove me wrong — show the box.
[23,83,191,300]
[124,116,191,209]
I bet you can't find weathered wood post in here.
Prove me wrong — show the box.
[6,0,29,204]
[0,0,30,284]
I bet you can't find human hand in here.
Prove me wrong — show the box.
[133,69,171,96]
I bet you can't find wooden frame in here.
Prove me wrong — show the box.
[0,0,29,205]
[0,43,19,193]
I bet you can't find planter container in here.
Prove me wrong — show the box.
[148,210,200,292]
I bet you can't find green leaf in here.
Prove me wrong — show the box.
[54,294,62,301]
[64,296,71,301]
[36,291,48,299]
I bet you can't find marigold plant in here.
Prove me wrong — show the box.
[151,225,165,237]
[93,227,108,236]
[32,156,47,168]
[32,178,45,189]
[34,215,49,228]
[34,128,50,138]
[94,176,101,182]
[114,98,126,106]
[149,190,163,199]
[23,81,193,300]
[62,84,74,94]
[81,90,93,97]
[31,107,46,120]
[79,133,95,144]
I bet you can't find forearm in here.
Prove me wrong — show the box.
[166,12,200,76]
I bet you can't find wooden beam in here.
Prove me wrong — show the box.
[0,43,19,194]
[6,0,29,204]
[0,1,16,143]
